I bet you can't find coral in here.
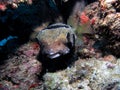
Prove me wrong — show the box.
[43,58,120,90]
[82,0,120,57]
[67,2,98,58]
[0,1,120,90]
[79,12,90,24]
[0,42,43,90]
[93,0,120,57]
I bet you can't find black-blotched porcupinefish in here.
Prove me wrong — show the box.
[36,23,76,59]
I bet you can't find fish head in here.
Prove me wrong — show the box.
[36,23,76,59]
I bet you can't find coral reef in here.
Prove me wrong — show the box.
[0,0,120,90]
[0,42,43,90]
[74,0,120,57]
[90,0,120,57]
[42,1,120,89]
[43,57,120,90]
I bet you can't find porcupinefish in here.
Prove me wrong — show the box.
[36,23,76,59]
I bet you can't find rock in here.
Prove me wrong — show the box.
[43,58,120,90]
[92,0,120,57]
[78,0,120,57]
[0,42,43,90]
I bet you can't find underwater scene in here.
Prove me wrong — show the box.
[0,0,120,90]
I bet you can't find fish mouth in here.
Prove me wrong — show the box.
[48,53,61,59]
[47,49,70,59]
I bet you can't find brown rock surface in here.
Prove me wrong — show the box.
[0,42,43,90]
[82,0,120,57]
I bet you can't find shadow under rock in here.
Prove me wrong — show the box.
[37,51,78,75]
[0,37,20,65]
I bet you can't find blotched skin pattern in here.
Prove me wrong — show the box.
[37,23,76,59]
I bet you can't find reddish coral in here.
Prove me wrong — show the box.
[80,12,90,24]
[32,42,40,50]
[0,84,3,88]
[90,18,96,25]
[28,83,39,90]
[0,4,6,11]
